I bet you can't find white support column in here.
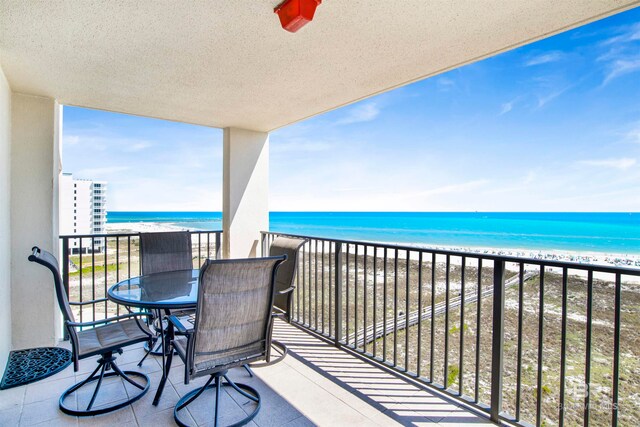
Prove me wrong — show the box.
[222,127,269,259]
[10,93,60,349]
[0,65,12,375]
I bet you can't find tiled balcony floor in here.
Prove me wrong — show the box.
[0,320,494,426]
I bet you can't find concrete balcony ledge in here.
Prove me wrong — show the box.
[0,320,493,426]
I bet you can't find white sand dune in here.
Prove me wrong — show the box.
[107,221,640,270]
[106,221,189,234]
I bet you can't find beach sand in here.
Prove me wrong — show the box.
[107,221,189,234]
[107,221,640,271]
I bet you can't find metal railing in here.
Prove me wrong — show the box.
[261,231,640,427]
[59,230,222,328]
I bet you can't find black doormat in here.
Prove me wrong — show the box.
[1,347,72,390]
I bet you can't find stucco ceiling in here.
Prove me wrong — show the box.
[1,0,638,132]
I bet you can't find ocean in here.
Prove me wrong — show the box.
[107,211,640,255]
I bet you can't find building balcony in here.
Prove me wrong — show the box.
[1,231,633,426]
[2,2,638,426]
[1,318,494,426]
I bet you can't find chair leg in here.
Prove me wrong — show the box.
[223,374,259,402]
[243,364,255,377]
[176,375,215,412]
[213,375,221,426]
[59,352,150,417]
[86,362,107,411]
[174,372,261,427]
[111,362,146,390]
[65,362,103,395]
[137,344,152,367]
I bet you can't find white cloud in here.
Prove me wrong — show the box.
[524,51,564,66]
[436,77,456,91]
[598,23,640,86]
[124,141,153,152]
[578,158,637,171]
[61,133,155,152]
[601,22,640,46]
[335,102,380,125]
[499,98,519,115]
[75,166,130,178]
[603,57,640,85]
[536,84,574,108]
[271,139,332,153]
[530,75,578,109]
[109,178,221,211]
[523,171,536,185]
[64,135,80,145]
[270,178,493,212]
[626,125,640,144]
[409,179,491,198]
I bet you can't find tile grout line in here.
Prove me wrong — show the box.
[17,387,26,426]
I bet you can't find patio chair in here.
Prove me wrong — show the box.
[248,236,307,369]
[140,231,193,275]
[28,247,153,416]
[138,231,193,365]
[162,255,286,427]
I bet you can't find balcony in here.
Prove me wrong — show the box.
[1,318,495,426]
[1,230,635,426]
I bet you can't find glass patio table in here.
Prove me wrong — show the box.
[108,269,199,310]
[108,269,200,405]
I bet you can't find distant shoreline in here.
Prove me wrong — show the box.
[107,221,191,233]
[106,222,640,269]
[106,211,640,256]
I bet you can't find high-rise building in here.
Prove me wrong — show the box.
[60,173,107,253]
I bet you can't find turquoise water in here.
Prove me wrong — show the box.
[107,212,640,254]
[108,211,222,231]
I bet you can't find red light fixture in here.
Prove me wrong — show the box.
[274,0,322,33]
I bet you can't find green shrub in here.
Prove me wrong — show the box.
[447,365,459,388]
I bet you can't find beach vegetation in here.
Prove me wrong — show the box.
[447,365,459,388]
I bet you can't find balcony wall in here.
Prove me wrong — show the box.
[9,93,60,352]
[0,65,11,376]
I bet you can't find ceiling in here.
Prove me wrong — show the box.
[1,0,638,132]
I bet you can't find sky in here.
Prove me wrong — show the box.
[63,7,640,212]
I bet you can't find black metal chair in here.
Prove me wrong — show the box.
[249,236,307,368]
[161,255,286,427]
[29,246,153,416]
[137,231,194,364]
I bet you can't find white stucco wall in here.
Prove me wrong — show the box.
[222,127,269,258]
[0,66,12,375]
[10,93,59,349]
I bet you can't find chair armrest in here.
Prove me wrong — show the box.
[167,315,192,335]
[67,313,152,328]
[277,286,295,295]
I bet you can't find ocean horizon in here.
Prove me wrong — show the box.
[106,211,640,255]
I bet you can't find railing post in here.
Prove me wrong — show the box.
[260,232,266,257]
[490,260,506,422]
[61,237,70,340]
[215,232,221,260]
[334,242,343,346]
